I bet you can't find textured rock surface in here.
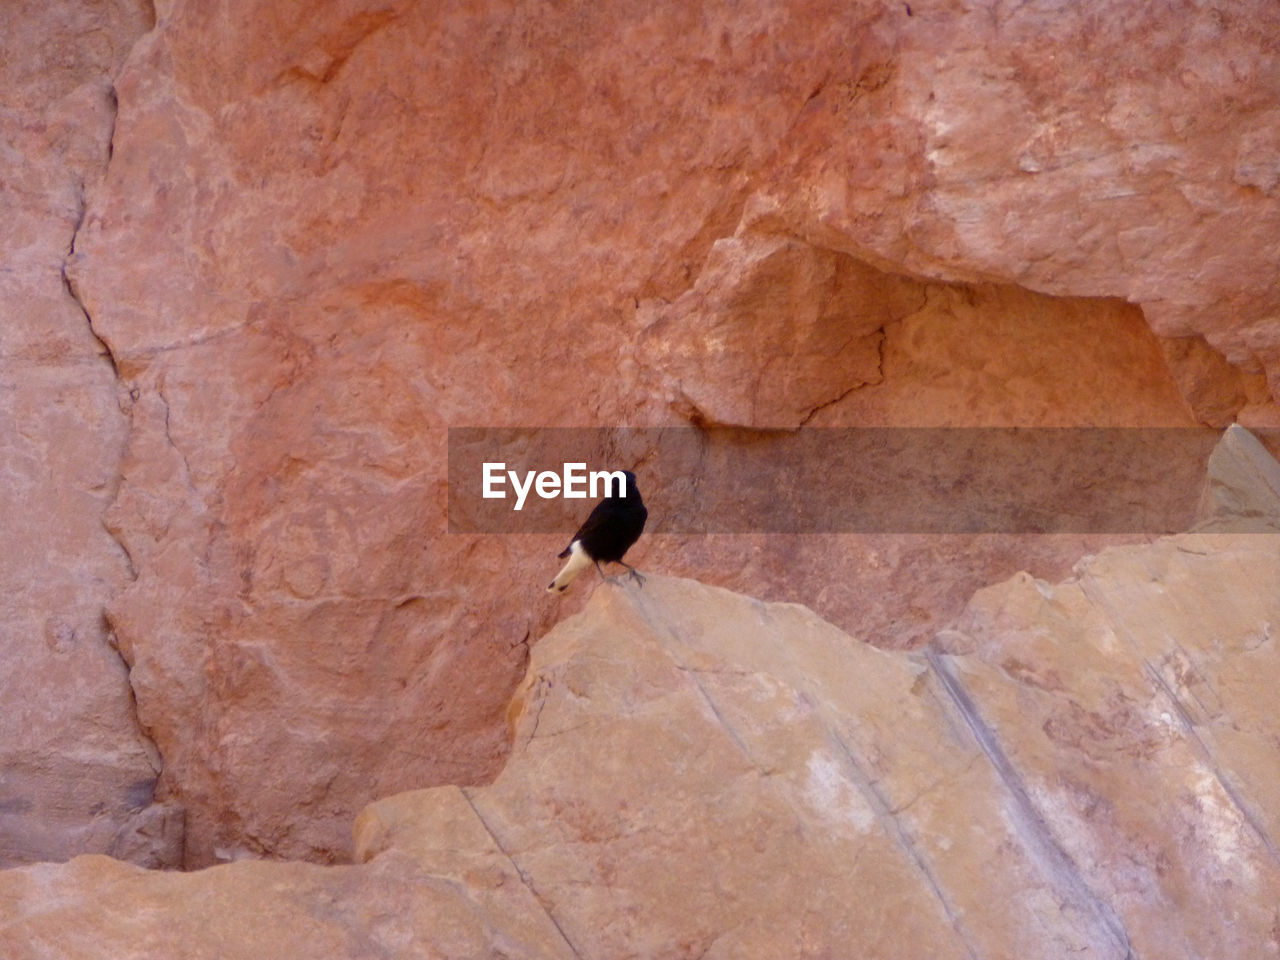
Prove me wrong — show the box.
[5,525,1280,957]
[643,279,1206,656]
[643,251,1207,431]
[762,0,1280,383]
[8,0,1280,868]
[1196,423,1280,531]
[0,0,179,868]
[936,542,1280,959]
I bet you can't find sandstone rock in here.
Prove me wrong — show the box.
[936,537,1280,959]
[794,279,1200,428]
[15,0,1280,869]
[1196,423,1280,532]
[0,0,173,868]
[1160,336,1276,429]
[0,847,573,960]
[37,0,1269,865]
[641,275,1210,652]
[5,516,1280,958]
[639,234,1241,431]
[639,235,921,428]
[383,530,1280,960]
[763,0,1280,382]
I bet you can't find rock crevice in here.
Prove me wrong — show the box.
[0,0,174,869]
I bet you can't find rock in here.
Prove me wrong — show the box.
[1160,336,1275,429]
[362,576,1136,959]
[639,236,1244,431]
[935,538,1280,958]
[1196,424,1280,531]
[764,0,1280,381]
[639,235,921,427]
[11,0,1280,868]
[785,279,1200,428]
[0,847,573,960]
[642,276,1212,653]
[5,516,1280,958]
[0,0,172,868]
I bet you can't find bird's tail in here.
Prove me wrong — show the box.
[547,540,591,593]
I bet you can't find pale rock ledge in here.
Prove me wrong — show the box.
[3,435,1280,959]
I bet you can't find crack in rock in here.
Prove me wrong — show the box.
[57,72,180,866]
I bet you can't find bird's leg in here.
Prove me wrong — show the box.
[618,562,645,587]
[594,560,608,582]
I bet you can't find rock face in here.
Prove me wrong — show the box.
[935,549,1280,959]
[1196,423,1280,532]
[5,521,1280,957]
[764,0,1280,384]
[7,0,1280,869]
[0,0,180,867]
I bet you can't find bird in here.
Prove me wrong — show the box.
[547,469,647,593]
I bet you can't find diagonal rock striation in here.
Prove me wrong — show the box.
[4,430,1278,957]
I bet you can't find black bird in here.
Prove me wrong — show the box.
[547,469,647,592]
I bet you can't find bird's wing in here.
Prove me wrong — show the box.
[559,500,613,556]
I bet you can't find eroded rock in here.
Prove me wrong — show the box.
[10,0,1280,867]
[5,519,1279,958]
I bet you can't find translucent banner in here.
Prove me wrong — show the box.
[448,427,1276,534]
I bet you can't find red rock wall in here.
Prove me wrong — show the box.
[7,0,1280,867]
